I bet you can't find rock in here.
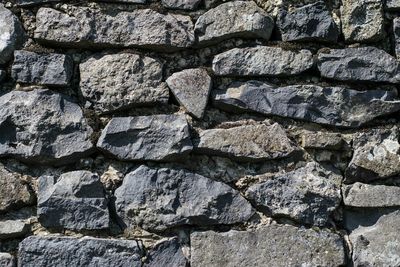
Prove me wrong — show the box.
[191,225,346,267]
[386,0,400,10]
[144,237,187,267]
[212,46,313,76]
[317,47,400,83]
[15,0,59,6]
[18,235,144,267]
[0,89,94,164]
[0,220,29,239]
[162,0,201,10]
[115,165,254,231]
[80,53,169,113]
[213,81,400,127]
[277,1,339,42]
[34,7,194,51]
[195,1,274,45]
[11,50,73,87]
[301,131,346,150]
[394,18,400,59]
[166,68,211,119]
[97,114,192,161]
[0,253,15,267]
[37,171,109,230]
[0,70,5,82]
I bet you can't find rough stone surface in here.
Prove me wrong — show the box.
[386,0,400,10]
[0,253,15,267]
[394,18,400,59]
[166,68,211,119]
[144,238,187,267]
[115,165,254,231]
[162,0,201,10]
[301,132,346,150]
[0,220,28,240]
[97,114,193,161]
[191,225,346,267]
[80,53,169,113]
[212,46,313,76]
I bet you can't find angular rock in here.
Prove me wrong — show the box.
[12,50,73,86]
[162,0,201,10]
[34,7,194,51]
[195,1,274,45]
[80,53,169,113]
[394,18,400,59]
[97,114,192,161]
[18,236,144,267]
[15,0,59,6]
[277,1,339,42]
[386,0,400,10]
[214,81,400,127]
[0,220,29,239]
[166,68,211,119]
[144,238,187,267]
[191,225,346,267]
[38,171,109,230]
[0,89,94,164]
[317,47,400,83]
[0,253,15,267]
[301,131,346,150]
[212,46,313,76]
[115,165,254,231]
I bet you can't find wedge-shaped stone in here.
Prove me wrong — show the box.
[115,165,254,231]
[144,237,187,267]
[0,220,29,240]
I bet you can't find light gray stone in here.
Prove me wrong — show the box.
[394,18,400,59]
[144,237,187,267]
[16,0,145,5]
[162,0,201,10]
[301,131,346,150]
[386,0,400,10]
[0,220,28,239]
[0,253,15,267]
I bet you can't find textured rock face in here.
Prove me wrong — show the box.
[386,0,400,10]
[144,238,187,267]
[37,171,109,230]
[80,53,168,113]
[97,115,192,161]
[0,253,15,267]
[0,220,28,240]
[301,132,346,150]
[18,236,144,267]
[213,46,313,76]
[34,7,194,51]
[162,0,201,10]
[394,18,400,59]
[191,225,346,267]
[195,1,274,45]
[0,89,93,164]
[115,165,254,231]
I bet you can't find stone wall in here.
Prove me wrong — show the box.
[0,0,400,266]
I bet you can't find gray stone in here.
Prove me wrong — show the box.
[386,0,400,10]
[301,131,346,150]
[115,165,254,231]
[15,0,59,6]
[191,225,346,267]
[144,237,187,267]
[38,171,109,230]
[18,235,144,267]
[0,253,15,267]
[12,50,73,87]
[97,114,192,161]
[212,46,313,76]
[195,1,274,45]
[341,0,384,42]
[34,7,194,51]
[394,18,400,59]
[277,1,339,42]
[162,0,201,10]
[166,68,211,119]
[80,53,169,113]
[0,89,94,164]
[0,220,28,239]
[213,81,400,127]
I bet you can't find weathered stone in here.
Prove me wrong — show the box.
[0,89,94,164]
[16,0,146,5]
[12,50,73,86]
[214,81,400,127]
[97,115,192,161]
[212,46,313,76]
[34,7,194,51]
[38,171,109,230]
[394,18,400,59]
[195,1,274,45]
[301,131,346,150]
[277,1,339,42]
[341,0,384,42]
[0,253,15,267]
[80,53,169,113]
[18,236,144,267]
[144,238,187,267]
[115,165,254,231]
[196,122,299,161]
[162,0,201,10]
[166,68,211,119]
[191,225,346,267]
[386,0,400,10]
[0,220,28,239]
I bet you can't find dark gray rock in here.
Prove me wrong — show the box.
[162,0,201,10]
[213,81,400,127]
[144,237,187,267]
[97,114,192,161]
[277,1,339,42]
[0,220,29,240]
[394,18,400,59]
[0,253,15,267]
[0,70,5,82]
[18,235,144,267]
[115,165,254,231]
[12,50,73,86]
[191,225,346,267]
[38,171,109,230]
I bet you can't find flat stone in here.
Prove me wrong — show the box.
[80,53,169,113]
[18,235,144,267]
[34,7,194,51]
[0,89,94,164]
[144,237,187,267]
[115,165,254,231]
[394,18,400,59]
[0,253,15,267]
[301,131,346,150]
[166,68,211,119]
[97,114,192,161]
[38,171,109,230]
[212,46,313,76]
[191,225,346,267]
[16,0,145,5]
[195,1,274,45]
[12,50,73,86]
[386,0,400,10]
[0,220,28,239]
[162,0,201,10]
[277,1,339,42]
